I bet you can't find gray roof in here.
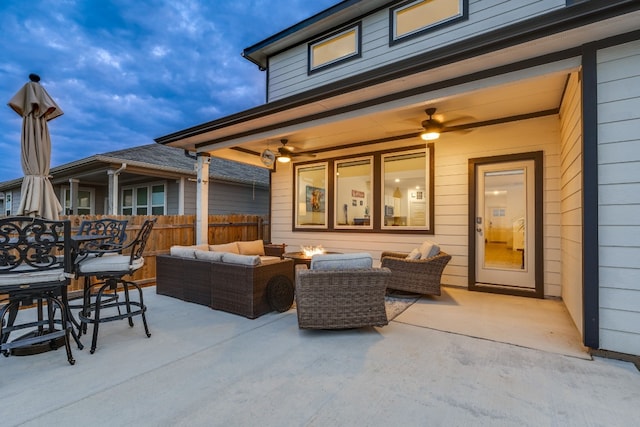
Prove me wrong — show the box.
[101,144,269,186]
[0,143,269,190]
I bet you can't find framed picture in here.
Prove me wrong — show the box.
[306,186,325,213]
[352,199,357,206]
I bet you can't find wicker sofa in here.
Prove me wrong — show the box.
[156,241,294,319]
[380,251,451,296]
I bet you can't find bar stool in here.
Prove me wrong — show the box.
[76,218,156,354]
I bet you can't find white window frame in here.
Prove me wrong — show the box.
[4,192,11,216]
[121,182,166,216]
[308,23,361,73]
[390,0,466,44]
[62,187,95,215]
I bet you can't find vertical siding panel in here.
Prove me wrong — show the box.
[597,39,640,355]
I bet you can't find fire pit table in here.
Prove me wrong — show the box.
[283,251,342,268]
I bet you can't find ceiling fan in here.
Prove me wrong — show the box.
[418,107,473,140]
[260,139,315,167]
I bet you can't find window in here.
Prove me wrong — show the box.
[293,145,434,233]
[121,183,165,215]
[295,163,328,228]
[4,192,11,216]
[308,23,361,73]
[382,149,430,230]
[390,0,467,44]
[335,157,372,229]
[62,187,94,215]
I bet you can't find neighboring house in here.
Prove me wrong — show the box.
[156,1,640,360]
[0,143,269,217]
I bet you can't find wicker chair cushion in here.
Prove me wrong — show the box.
[310,253,373,270]
[209,242,240,254]
[170,244,209,258]
[237,239,265,256]
[0,268,68,286]
[77,255,144,274]
[221,252,261,266]
[419,240,440,259]
[194,250,224,261]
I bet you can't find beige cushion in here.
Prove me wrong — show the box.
[209,242,240,254]
[170,245,198,258]
[194,250,224,262]
[77,255,144,274]
[259,255,281,264]
[0,268,68,287]
[406,248,421,260]
[237,239,265,256]
[310,253,373,270]
[221,252,261,266]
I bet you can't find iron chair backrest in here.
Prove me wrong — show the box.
[77,218,128,250]
[127,218,156,266]
[0,217,72,291]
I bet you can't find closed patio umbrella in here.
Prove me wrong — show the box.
[8,74,63,219]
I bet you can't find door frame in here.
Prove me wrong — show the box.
[468,151,544,298]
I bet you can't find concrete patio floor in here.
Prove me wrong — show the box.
[2,286,640,426]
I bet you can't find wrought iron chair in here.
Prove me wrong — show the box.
[70,218,128,332]
[76,218,156,353]
[0,217,76,365]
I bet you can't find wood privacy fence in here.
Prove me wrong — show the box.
[61,214,270,294]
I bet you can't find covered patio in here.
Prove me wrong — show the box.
[3,286,639,426]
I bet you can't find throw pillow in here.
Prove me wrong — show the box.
[194,250,224,262]
[406,248,421,260]
[237,239,265,256]
[310,253,373,270]
[419,240,435,259]
[221,252,261,266]
[209,242,240,254]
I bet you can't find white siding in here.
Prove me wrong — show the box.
[271,115,562,296]
[268,0,565,101]
[597,39,640,356]
[559,71,583,335]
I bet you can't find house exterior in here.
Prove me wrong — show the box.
[0,143,269,217]
[156,1,640,360]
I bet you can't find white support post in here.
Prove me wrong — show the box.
[178,177,185,215]
[196,154,210,245]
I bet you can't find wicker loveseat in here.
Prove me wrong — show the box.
[295,253,391,329]
[380,251,451,296]
[156,241,294,319]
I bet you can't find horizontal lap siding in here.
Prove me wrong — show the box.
[559,72,583,334]
[597,39,640,355]
[268,0,565,101]
[271,115,562,295]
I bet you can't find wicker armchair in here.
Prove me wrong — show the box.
[380,251,451,296]
[295,265,391,329]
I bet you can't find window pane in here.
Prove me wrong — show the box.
[123,189,133,207]
[151,206,164,215]
[78,190,91,208]
[295,163,327,228]
[122,208,133,215]
[310,25,359,70]
[394,0,461,39]
[382,150,428,228]
[335,157,372,227]
[136,187,148,206]
[136,207,148,215]
[151,185,164,205]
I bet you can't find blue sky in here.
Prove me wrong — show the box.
[0,0,337,182]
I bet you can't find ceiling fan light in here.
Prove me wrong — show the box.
[277,155,291,163]
[421,131,440,141]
